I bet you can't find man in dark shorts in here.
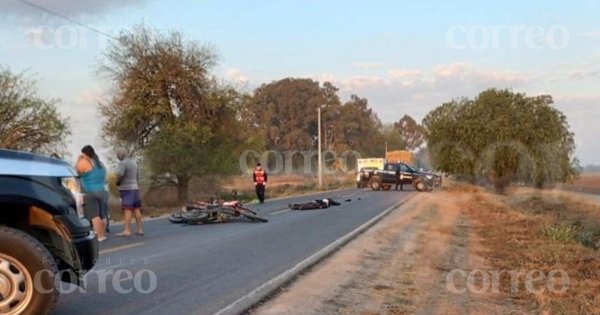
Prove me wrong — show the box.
[115,147,144,236]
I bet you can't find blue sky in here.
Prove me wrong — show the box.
[1,0,599,164]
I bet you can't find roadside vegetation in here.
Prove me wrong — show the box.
[0,67,70,155]
[561,172,600,195]
[3,23,582,209]
[257,181,600,314]
[463,184,600,314]
[96,24,430,204]
[424,89,580,193]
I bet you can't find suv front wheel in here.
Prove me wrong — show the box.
[370,177,382,191]
[414,179,428,192]
[0,226,58,315]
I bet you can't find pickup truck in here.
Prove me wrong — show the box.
[369,162,442,192]
[356,166,379,188]
[0,149,98,315]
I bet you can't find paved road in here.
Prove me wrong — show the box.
[53,188,414,315]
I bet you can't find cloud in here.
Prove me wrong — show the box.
[77,86,106,105]
[224,68,250,85]
[552,95,600,165]
[312,62,534,123]
[311,64,597,163]
[570,69,600,79]
[0,0,149,17]
[563,56,600,80]
[356,62,382,69]
[581,30,600,39]
[53,86,110,162]
[434,63,466,77]
[388,69,422,79]
[315,74,386,91]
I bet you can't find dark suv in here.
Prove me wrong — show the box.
[369,162,442,192]
[0,149,98,315]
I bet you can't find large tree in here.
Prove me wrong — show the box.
[99,25,249,201]
[333,95,384,156]
[394,114,426,151]
[246,78,342,170]
[423,88,579,191]
[246,79,384,171]
[248,78,338,152]
[0,67,70,155]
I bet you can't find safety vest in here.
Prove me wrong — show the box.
[254,169,266,184]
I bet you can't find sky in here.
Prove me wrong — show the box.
[1,0,599,165]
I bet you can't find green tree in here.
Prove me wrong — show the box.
[99,25,250,201]
[247,78,342,171]
[423,89,579,192]
[334,95,384,156]
[394,114,425,151]
[0,67,70,156]
[380,124,404,153]
[249,78,336,151]
[247,79,385,171]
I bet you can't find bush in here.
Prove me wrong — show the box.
[540,224,577,243]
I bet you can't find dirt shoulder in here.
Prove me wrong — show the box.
[253,185,600,315]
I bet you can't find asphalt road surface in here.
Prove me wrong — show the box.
[53,188,414,315]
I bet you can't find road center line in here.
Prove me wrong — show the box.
[270,209,290,215]
[99,242,144,255]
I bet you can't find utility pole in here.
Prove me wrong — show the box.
[318,106,322,189]
[385,140,388,160]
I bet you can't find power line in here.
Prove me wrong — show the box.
[14,0,118,40]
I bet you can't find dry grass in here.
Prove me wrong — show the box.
[562,173,600,194]
[463,185,600,314]
[255,180,600,314]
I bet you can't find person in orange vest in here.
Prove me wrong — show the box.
[253,163,268,203]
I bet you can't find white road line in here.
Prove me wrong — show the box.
[99,242,144,255]
[270,209,290,215]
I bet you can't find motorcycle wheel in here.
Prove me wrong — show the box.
[238,208,268,223]
[168,211,186,224]
[181,210,210,224]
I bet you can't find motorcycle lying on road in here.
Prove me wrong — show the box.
[169,200,268,224]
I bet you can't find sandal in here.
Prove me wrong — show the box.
[116,232,131,237]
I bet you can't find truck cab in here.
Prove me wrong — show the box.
[0,149,98,314]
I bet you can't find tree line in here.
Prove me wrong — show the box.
[0,24,580,198]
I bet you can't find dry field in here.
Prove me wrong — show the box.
[255,183,600,315]
[562,173,600,194]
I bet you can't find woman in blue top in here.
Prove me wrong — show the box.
[76,145,107,242]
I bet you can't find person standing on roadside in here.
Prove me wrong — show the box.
[253,163,268,203]
[76,145,107,242]
[395,164,404,191]
[115,147,143,237]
